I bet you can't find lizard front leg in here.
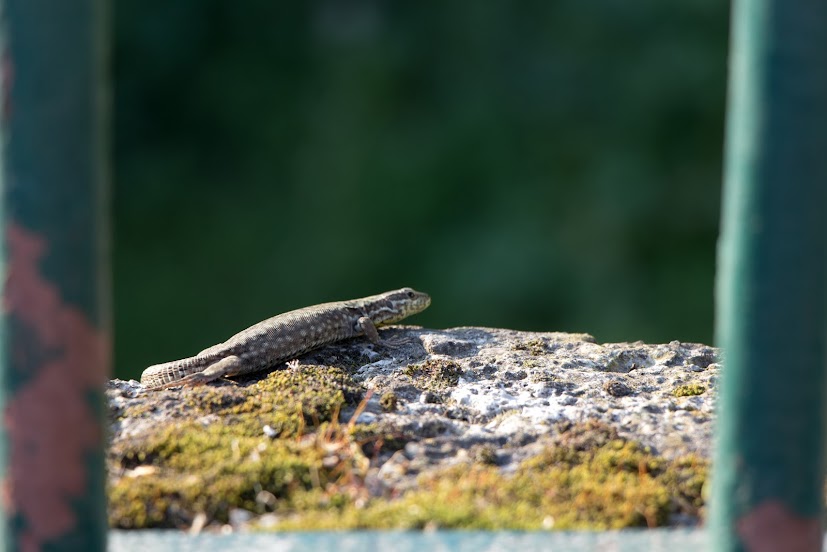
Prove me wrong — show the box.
[356,316,410,347]
[357,316,381,344]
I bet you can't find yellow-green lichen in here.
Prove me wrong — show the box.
[673,384,706,397]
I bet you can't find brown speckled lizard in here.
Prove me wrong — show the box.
[140,287,431,390]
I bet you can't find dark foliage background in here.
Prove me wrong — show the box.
[114,1,728,379]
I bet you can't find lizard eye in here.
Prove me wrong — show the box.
[406,290,415,298]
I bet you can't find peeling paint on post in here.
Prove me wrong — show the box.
[712,0,827,551]
[0,0,110,551]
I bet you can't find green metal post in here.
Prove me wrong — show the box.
[711,0,827,550]
[0,0,110,550]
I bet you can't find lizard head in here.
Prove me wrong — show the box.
[367,287,431,325]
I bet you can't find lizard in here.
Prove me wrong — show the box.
[140,287,431,390]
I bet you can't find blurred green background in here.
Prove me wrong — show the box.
[114,1,728,380]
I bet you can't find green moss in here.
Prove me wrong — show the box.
[189,365,364,437]
[115,366,363,435]
[472,444,498,466]
[403,359,462,390]
[109,365,369,528]
[513,338,548,356]
[109,473,183,529]
[110,378,708,531]
[673,384,706,397]
[109,421,349,528]
[268,422,708,531]
[112,400,155,420]
[379,391,398,412]
[348,422,411,455]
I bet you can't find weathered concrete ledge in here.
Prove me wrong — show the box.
[107,327,717,531]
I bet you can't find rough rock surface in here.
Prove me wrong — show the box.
[108,326,718,529]
[349,328,716,486]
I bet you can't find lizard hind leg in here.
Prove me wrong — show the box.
[153,355,244,390]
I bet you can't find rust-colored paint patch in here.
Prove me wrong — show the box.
[2,223,109,552]
[738,501,822,552]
